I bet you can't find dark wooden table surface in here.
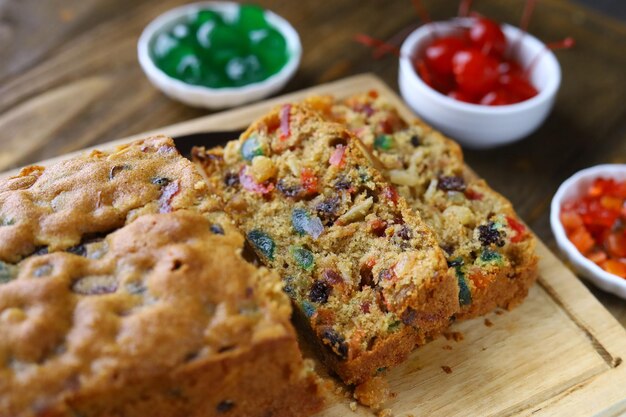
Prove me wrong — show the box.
[1,0,625,325]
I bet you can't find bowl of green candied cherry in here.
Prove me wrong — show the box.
[138,2,302,109]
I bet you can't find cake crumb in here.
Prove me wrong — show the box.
[443,331,464,342]
[378,408,393,417]
[354,376,390,409]
[349,401,358,411]
[441,365,453,374]
[484,318,494,327]
[495,309,504,315]
[442,344,453,350]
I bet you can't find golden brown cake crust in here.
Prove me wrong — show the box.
[193,103,458,385]
[0,138,323,417]
[307,92,538,320]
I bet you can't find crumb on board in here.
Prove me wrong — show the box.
[377,408,393,417]
[443,331,464,342]
[353,376,390,409]
[484,318,494,327]
[495,309,504,315]
[441,365,453,374]
[442,344,453,350]
[349,401,357,411]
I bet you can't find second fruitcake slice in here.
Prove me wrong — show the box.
[193,103,458,385]
[306,92,538,319]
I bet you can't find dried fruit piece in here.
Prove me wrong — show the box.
[309,280,331,303]
[290,246,315,271]
[321,328,348,360]
[240,136,264,161]
[247,229,275,260]
[478,221,505,247]
[291,208,324,239]
[438,175,466,192]
[374,135,394,150]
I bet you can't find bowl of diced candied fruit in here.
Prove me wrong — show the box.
[551,164,626,298]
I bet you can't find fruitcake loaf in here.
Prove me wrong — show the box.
[192,103,458,385]
[306,92,538,319]
[0,137,323,417]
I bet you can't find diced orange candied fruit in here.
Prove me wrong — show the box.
[568,227,595,254]
[602,259,626,278]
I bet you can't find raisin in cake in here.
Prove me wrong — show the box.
[0,137,322,417]
[193,104,458,385]
[306,92,538,319]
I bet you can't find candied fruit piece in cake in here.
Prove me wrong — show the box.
[0,138,323,417]
[193,103,458,385]
[307,93,538,319]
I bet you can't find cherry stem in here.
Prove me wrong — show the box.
[519,0,538,33]
[458,0,473,17]
[524,36,575,77]
[354,34,403,59]
[411,0,432,23]
[372,23,421,59]
[511,0,538,57]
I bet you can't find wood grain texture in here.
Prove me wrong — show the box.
[3,74,625,415]
[0,1,625,320]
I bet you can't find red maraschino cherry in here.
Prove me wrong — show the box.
[468,17,507,57]
[424,36,466,75]
[452,48,499,96]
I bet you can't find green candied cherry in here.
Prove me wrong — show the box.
[479,249,503,264]
[450,257,472,306]
[240,136,264,161]
[374,134,394,151]
[290,246,315,271]
[253,28,289,74]
[237,4,270,32]
[152,32,179,61]
[153,39,202,84]
[301,300,316,318]
[247,229,275,260]
[291,208,324,239]
[225,55,267,86]
[191,9,224,30]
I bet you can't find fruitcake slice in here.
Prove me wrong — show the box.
[0,138,322,417]
[306,92,538,319]
[193,103,458,385]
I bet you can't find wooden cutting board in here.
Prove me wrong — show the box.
[2,74,625,416]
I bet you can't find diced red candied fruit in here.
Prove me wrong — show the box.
[506,216,527,243]
[464,188,483,200]
[329,145,346,168]
[300,168,319,194]
[239,166,274,195]
[279,104,291,140]
[369,218,387,237]
[382,186,399,205]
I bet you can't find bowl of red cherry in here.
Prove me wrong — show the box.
[551,165,626,299]
[399,16,562,148]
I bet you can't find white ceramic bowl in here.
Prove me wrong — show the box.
[550,164,626,299]
[399,18,561,149]
[138,1,301,109]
